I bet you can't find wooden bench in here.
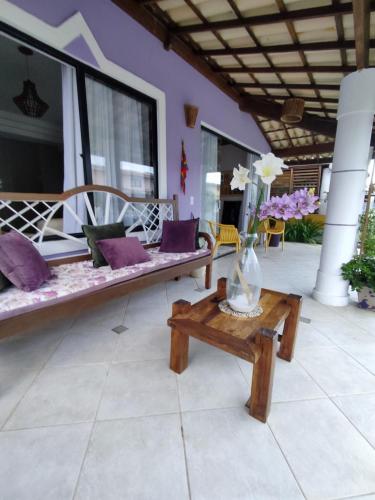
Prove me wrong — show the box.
[0,185,213,339]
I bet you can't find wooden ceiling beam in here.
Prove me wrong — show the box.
[215,65,355,74]
[285,158,333,166]
[235,82,340,90]
[114,0,343,156]
[333,0,348,66]
[225,0,295,149]
[171,3,359,34]
[275,142,335,157]
[240,96,337,136]
[112,0,241,103]
[263,95,338,104]
[275,0,329,120]
[353,0,371,69]
[197,40,360,57]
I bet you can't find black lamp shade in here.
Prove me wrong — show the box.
[13,79,49,118]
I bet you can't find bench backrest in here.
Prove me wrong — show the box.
[0,184,178,263]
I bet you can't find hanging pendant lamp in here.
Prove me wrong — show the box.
[13,46,49,119]
[280,98,305,124]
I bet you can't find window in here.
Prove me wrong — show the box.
[0,25,159,232]
[0,34,67,195]
[85,74,157,199]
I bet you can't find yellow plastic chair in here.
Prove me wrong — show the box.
[208,221,241,256]
[263,217,285,253]
[304,213,326,228]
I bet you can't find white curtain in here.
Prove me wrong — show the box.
[62,65,85,233]
[201,130,219,233]
[85,76,152,225]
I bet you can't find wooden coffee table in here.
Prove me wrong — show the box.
[167,278,302,423]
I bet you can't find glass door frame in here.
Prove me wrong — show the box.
[201,125,262,233]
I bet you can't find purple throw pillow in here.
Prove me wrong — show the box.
[96,237,151,270]
[0,231,51,292]
[159,219,197,253]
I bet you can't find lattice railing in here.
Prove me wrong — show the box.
[0,185,177,252]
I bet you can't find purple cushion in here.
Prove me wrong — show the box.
[0,231,51,291]
[96,237,151,270]
[159,219,197,253]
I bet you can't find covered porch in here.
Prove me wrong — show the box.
[0,0,375,499]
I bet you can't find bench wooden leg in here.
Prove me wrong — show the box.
[247,328,277,423]
[205,261,212,289]
[169,300,191,374]
[278,294,302,362]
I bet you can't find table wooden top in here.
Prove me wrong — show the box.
[168,287,292,342]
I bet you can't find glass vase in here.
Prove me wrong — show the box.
[227,233,262,313]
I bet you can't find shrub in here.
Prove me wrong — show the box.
[360,209,375,256]
[285,219,323,244]
[341,255,375,292]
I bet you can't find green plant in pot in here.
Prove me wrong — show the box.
[285,219,323,244]
[341,255,375,310]
[360,209,375,256]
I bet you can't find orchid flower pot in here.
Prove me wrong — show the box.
[269,234,281,247]
[227,234,262,313]
[358,287,375,311]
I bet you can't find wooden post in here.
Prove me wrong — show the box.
[170,299,191,374]
[278,294,302,362]
[247,328,277,423]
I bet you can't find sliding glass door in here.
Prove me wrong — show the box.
[200,127,261,235]
[201,129,220,233]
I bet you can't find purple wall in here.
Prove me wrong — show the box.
[8,0,270,218]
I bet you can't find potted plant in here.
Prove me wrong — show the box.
[259,189,320,247]
[341,255,375,310]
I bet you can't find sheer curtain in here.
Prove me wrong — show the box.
[85,76,154,225]
[62,65,85,233]
[201,129,219,233]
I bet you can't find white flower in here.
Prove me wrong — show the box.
[230,164,250,191]
[253,153,286,185]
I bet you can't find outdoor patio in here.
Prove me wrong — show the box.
[0,242,374,500]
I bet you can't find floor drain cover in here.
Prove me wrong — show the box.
[300,316,311,324]
[112,325,128,334]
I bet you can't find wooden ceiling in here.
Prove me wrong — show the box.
[114,0,375,165]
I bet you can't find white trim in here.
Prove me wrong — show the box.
[200,121,265,156]
[0,0,167,197]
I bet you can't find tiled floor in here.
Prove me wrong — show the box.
[1,242,375,500]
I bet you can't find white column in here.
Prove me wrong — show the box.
[313,69,375,306]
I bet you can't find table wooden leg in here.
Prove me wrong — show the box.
[170,329,189,373]
[217,277,227,300]
[247,328,277,423]
[205,262,212,289]
[169,300,191,374]
[278,294,302,362]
